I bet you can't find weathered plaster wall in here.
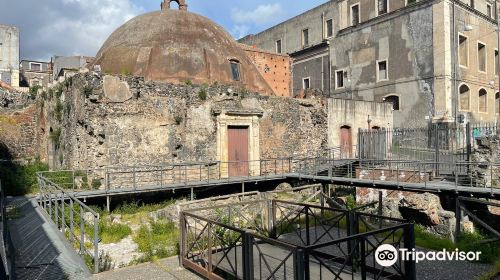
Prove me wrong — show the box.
[332,4,435,127]
[45,74,327,169]
[328,98,393,150]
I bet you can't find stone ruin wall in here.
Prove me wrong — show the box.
[44,73,327,170]
[0,90,46,160]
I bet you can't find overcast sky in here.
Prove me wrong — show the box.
[0,0,326,61]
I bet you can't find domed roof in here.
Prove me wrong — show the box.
[94,7,273,95]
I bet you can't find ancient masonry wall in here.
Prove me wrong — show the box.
[0,91,46,160]
[44,73,327,169]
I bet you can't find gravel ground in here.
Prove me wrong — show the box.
[416,248,493,280]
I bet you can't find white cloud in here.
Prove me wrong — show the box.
[231,25,251,39]
[231,3,284,26]
[1,0,144,60]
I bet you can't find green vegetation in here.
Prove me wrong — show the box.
[99,221,132,244]
[198,88,207,100]
[133,220,179,262]
[50,128,62,150]
[121,69,132,76]
[414,225,500,263]
[29,85,42,99]
[82,85,93,98]
[54,100,64,122]
[84,251,113,273]
[55,85,63,99]
[0,158,48,195]
[174,115,183,125]
[184,79,193,86]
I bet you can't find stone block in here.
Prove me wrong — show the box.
[103,75,132,103]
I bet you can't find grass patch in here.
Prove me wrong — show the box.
[478,261,500,280]
[133,220,179,262]
[0,158,49,195]
[99,220,132,244]
[414,225,455,251]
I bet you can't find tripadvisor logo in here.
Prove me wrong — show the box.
[375,244,482,267]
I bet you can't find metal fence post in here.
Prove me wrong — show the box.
[455,197,461,241]
[404,223,416,280]
[294,248,306,280]
[94,214,99,274]
[70,199,74,242]
[80,205,84,253]
[242,232,254,280]
[360,237,367,280]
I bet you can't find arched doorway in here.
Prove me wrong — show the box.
[340,126,352,158]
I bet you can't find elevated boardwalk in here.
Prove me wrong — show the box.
[7,197,90,280]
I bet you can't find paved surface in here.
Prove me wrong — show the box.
[91,256,201,280]
[7,197,90,280]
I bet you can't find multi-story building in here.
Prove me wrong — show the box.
[0,24,20,87]
[20,60,53,89]
[240,0,500,127]
[53,55,94,82]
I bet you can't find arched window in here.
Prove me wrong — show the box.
[459,84,470,111]
[229,60,240,81]
[496,92,500,114]
[479,88,488,113]
[383,95,400,110]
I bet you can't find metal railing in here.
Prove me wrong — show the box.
[0,181,13,279]
[180,199,415,280]
[37,175,100,273]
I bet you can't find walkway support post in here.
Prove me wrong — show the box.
[242,232,254,280]
[294,248,306,280]
[404,223,416,280]
[455,197,461,241]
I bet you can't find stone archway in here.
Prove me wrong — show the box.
[161,0,188,10]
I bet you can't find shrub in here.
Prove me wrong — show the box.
[198,88,207,100]
[0,158,49,195]
[133,220,179,262]
[29,85,42,99]
[54,100,64,122]
[82,86,93,98]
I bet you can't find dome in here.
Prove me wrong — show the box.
[93,5,273,94]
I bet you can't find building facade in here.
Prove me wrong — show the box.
[20,60,53,89]
[240,0,500,127]
[0,24,20,87]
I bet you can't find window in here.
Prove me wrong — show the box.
[470,0,474,8]
[496,49,499,75]
[479,89,488,112]
[458,35,468,67]
[351,4,360,26]
[302,77,311,89]
[30,62,41,71]
[230,60,240,81]
[335,70,347,89]
[459,84,470,111]
[325,19,333,38]
[384,95,400,110]
[496,92,500,114]
[377,0,388,15]
[377,60,388,81]
[302,29,309,47]
[406,0,416,5]
[478,42,486,72]
[0,43,2,61]
[487,4,492,18]
[276,40,282,54]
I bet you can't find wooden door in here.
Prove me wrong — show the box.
[340,126,352,158]
[228,126,249,177]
